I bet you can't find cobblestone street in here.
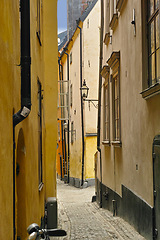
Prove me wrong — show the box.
[52,180,146,240]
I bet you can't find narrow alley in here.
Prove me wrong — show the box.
[53,180,146,240]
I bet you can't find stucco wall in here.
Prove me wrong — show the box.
[100,0,159,207]
[0,1,58,239]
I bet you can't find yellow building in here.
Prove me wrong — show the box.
[57,0,100,187]
[0,1,58,239]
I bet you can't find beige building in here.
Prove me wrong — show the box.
[58,0,100,187]
[96,0,160,239]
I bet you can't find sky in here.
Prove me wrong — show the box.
[57,0,67,33]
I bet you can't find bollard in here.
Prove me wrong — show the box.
[46,197,57,229]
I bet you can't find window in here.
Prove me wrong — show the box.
[141,0,160,98]
[104,80,110,142]
[148,0,160,86]
[107,51,121,145]
[87,19,90,28]
[71,121,74,144]
[112,74,120,142]
[70,84,73,107]
[104,0,110,45]
[37,0,42,45]
[70,52,72,64]
[109,0,118,30]
[38,80,43,190]
[101,65,110,144]
[116,0,126,12]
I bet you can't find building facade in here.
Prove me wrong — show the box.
[96,0,160,239]
[0,1,58,239]
[58,0,100,187]
[67,0,93,40]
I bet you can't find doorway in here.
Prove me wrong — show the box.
[153,135,160,239]
[16,129,27,240]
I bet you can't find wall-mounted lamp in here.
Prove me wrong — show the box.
[80,79,98,110]
[80,79,89,100]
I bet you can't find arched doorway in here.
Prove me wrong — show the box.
[16,129,27,240]
[153,135,160,240]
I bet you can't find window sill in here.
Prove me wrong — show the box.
[111,141,122,147]
[102,140,110,146]
[104,32,110,46]
[38,182,44,192]
[109,13,118,31]
[141,83,160,99]
[116,0,126,12]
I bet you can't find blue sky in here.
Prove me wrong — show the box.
[57,0,67,33]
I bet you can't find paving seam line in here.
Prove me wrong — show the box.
[89,202,126,240]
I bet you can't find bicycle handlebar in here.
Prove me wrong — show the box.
[27,223,67,239]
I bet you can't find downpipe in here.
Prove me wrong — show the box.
[13,0,31,239]
[77,24,85,187]
[58,58,65,178]
[64,50,70,184]
[97,0,104,208]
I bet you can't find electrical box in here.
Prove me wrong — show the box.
[46,197,57,229]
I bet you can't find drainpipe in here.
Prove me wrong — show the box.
[77,23,85,187]
[58,58,65,177]
[97,0,104,208]
[13,0,31,239]
[64,50,70,184]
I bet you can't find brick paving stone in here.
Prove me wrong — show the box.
[51,180,146,240]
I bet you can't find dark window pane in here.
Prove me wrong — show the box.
[149,54,156,85]
[156,15,160,49]
[156,49,160,82]
[149,0,154,17]
[155,0,159,9]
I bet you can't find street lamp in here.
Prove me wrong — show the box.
[80,79,89,100]
[80,79,98,110]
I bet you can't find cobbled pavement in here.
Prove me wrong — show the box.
[51,179,146,240]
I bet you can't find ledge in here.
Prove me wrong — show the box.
[140,83,160,99]
[102,140,110,146]
[101,65,110,78]
[116,0,126,12]
[109,13,118,31]
[85,133,97,137]
[111,141,122,147]
[104,32,110,45]
[107,51,120,70]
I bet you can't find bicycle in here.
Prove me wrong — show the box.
[27,223,67,240]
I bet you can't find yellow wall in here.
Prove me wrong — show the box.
[0,1,19,239]
[85,136,97,179]
[0,0,58,239]
[43,0,58,199]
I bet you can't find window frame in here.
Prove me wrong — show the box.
[101,66,110,145]
[107,51,121,146]
[147,0,159,87]
[37,0,42,46]
[112,73,121,143]
[141,0,160,99]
